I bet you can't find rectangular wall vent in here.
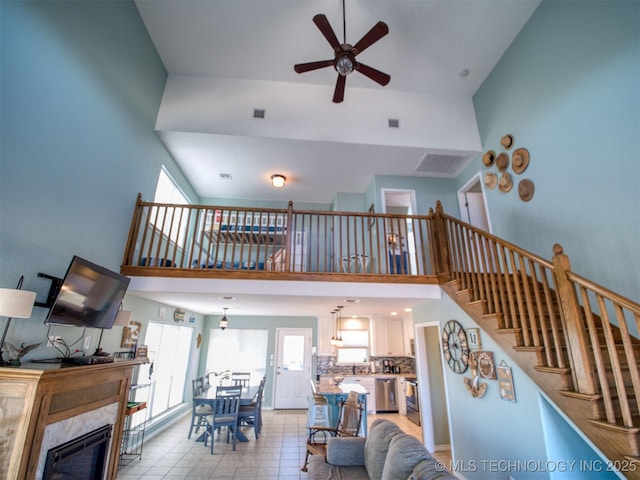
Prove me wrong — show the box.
[253,109,265,119]
[388,118,400,128]
[415,153,470,176]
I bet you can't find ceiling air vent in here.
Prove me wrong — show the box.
[388,118,399,128]
[253,109,265,119]
[415,153,470,176]
[219,173,233,180]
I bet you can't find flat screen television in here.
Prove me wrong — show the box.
[45,256,130,329]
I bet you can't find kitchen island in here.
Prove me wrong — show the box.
[315,380,368,435]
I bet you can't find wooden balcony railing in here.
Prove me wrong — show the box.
[120,195,443,282]
[121,195,640,461]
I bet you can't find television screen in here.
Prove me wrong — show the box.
[45,256,130,329]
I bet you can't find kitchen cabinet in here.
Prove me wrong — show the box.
[342,375,376,413]
[371,318,404,356]
[317,316,333,354]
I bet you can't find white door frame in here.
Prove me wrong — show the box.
[381,189,418,274]
[457,172,492,232]
[273,327,312,409]
[414,321,450,455]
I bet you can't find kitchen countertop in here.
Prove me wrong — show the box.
[320,373,416,379]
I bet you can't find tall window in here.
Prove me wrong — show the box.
[142,322,193,419]
[206,329,268,384]
[152,167,190,245]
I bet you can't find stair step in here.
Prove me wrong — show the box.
[535,366,572,376]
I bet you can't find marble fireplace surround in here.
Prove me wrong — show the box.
[0,359,140,480]
[36,403,118,479]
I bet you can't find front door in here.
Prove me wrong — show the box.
[274,328,312,409]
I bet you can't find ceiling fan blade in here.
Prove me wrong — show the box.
[294,59,334,74]
[333,74,346,103]
[354,62,391,86]
[313,14,341,51]
[352,21,389,56]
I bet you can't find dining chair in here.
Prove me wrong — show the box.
[237,375,266,439]
[203,385,242,453]
[188,377,213,439]
[231,372,251,387]
[301,390,363,472]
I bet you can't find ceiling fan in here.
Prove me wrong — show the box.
[293,1,390,103]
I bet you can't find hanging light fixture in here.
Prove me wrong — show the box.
[219,307,229,330]
[334,306,344,347]
[329,310,337,346]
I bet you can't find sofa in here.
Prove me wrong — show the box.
[306,419,457,480]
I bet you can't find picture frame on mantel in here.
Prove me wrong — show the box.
[121,321,142,348]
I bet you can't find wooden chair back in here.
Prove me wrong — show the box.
[231,372,251,387]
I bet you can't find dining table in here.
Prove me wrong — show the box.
[193,384,260,443]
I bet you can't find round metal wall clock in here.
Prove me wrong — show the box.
[441,320,470,374]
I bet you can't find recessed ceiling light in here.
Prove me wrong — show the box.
[345,298,360,303]
[390,311,398,316]
[404,308,413,312]
[459,69,470,78]
[218,295,236,300]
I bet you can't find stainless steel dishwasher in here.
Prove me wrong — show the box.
[375,377,399,412]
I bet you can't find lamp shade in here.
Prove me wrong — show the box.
[114,309,133,327]
[0,288,36,318]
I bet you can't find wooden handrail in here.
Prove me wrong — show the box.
[120,197,441,280]
[439,210,640,437]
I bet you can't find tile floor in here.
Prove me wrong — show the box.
[117,410,451,479]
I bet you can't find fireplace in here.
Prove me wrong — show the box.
[42,425,112,480]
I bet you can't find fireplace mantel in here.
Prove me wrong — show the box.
[0,359,142,480]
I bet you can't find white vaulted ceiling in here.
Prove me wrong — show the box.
[135,0,541,204]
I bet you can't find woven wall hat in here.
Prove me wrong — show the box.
[484,172,497,190]
[498,172,513,193]
[500,134,514,150]
[482,150,496,167]
[512,148,530,174]
[518,179,535,202]
[496,153,509,172]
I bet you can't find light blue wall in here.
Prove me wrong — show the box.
[457,0,640,302]
[374,175,460,216]
[415,294,613,479]
[0,2,192,358]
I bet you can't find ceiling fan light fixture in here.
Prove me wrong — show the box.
[336,54,354,76]
[271,174,286,188]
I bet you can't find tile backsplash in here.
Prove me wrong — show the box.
[317,355,416,376]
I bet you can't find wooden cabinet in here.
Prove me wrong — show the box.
[0,359,140,480]
[371,318,404,356]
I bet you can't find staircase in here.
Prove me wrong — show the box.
[432,202,640,478]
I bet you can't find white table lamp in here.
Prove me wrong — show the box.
[0,276,37,366]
